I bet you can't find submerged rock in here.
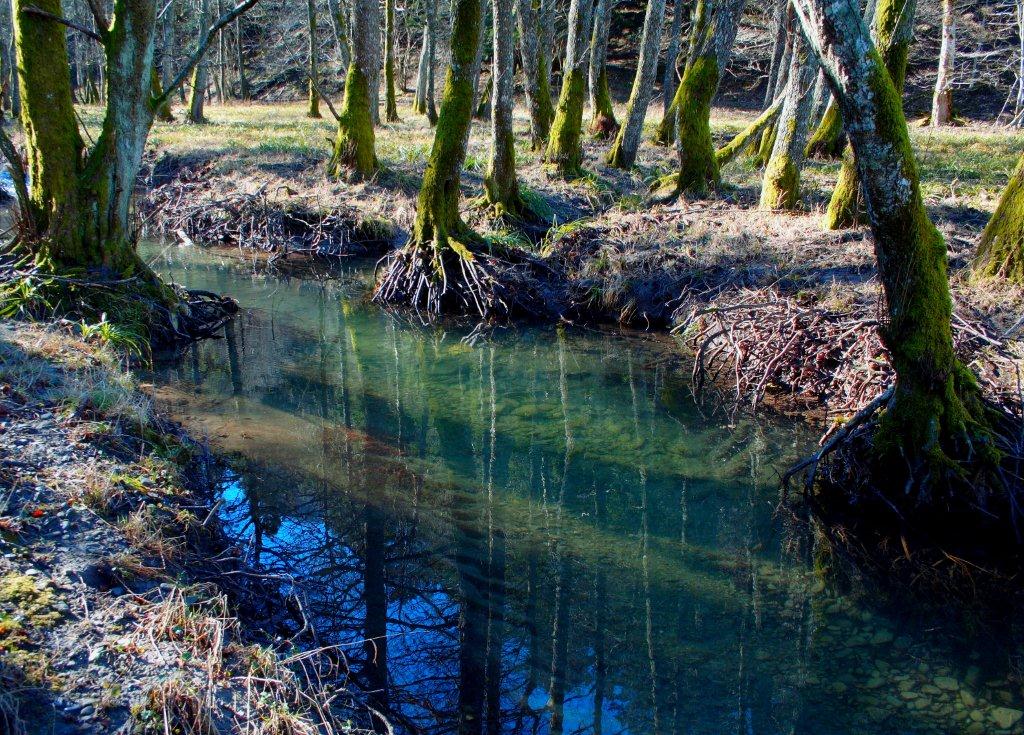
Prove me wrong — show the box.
[991,707,1023,730]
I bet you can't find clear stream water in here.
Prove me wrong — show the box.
[141,243,1023,735]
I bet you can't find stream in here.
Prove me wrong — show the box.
[142,242,1024,735]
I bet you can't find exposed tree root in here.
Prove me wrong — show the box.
[372,239,555,320]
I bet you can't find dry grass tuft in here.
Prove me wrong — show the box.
[135,679,222,735]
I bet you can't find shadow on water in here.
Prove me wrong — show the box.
[142,243,1024,735]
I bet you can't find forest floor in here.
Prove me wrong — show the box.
[0,323,368,734]
[79,94,1024,415]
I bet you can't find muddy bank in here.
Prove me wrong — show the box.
[0,323,370,734]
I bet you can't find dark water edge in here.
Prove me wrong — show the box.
[141,242,1024,735]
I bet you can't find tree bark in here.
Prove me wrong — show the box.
[587,0,617,138]
[384,0,399,121]
[760,13,817,210]
[607,0,667,168]
[234,16,249,99]
[545,0,594,177]
[155,1,176,120]
[662,0,686,115]
[824,0,917,230]
[328,0,380,178]
[412,0,438,123]
[973,151,1024,282]
[655,0,747,196]
[930,0,955,127]
[327,0,351,73]
[484,0,521,215]
[794,0,992,491]
[762,0,786,108]
[187,0,212,122]
[307,0,321,117]
[517,0,553,148]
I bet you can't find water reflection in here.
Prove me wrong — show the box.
[145,245,1024,735]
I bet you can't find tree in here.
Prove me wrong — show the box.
[235,16,250,99]
[607,0,667,169]
[793,0,993,495]
[823,0,917,230]
[759,15,817,210]
[373,0,492,315]
[545,0,594,177]
[803,97,843,158]
[484,0,526,217]
[327,0,351,73]
[156,0,176,119]
[973,151,1024,282]
[517,0,553,149]
[328,0,380,179]
[931,0,955,127]
[307,0,322,118]
[413,0,438,122]
[654,0,747,197]
[187,0,213,123]
[10,0,259,307]
[384,0,400,121]
[587,0,617,138]
[661,0,686,115]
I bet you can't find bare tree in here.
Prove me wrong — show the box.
[931,0,955,126]
[588,0,617,137]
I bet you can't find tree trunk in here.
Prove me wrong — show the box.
[607,0,666,168]
[973,151,1024,282]
[217,0,227,103]
[587,0,617,138]
[662,0,685,115]
[327,0,351,73]
[824,0,917,230]
[155,2,176,120]
[187,0,212,123]
[384,0,399,121]
[545,0,594,177]
[235,16,249,99]
[762,0,786,108]
[795,0,991,493]
[930,0,955,127]
[804,97,843,157]
[759,14,817,210]
[484,0,520,215]
[307,0,321,117]
[517,0,553,148]
[328,0,380,178]
[655,0,747,196]
[412,0,438,123]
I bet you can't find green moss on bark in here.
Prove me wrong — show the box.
[329,64,379,180]
[760,124,799,210]
[804,101,843,159]
[589,65,617,139]
[546,67,587,178]
[973,151,1024,282]
[654,55,719,197]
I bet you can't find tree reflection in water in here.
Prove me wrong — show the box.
[147,250,1019,735]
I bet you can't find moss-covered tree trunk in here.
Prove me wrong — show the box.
[587,0,617,138]
[795,0,993,494]
[517,0,553,148]
[187,0,212,123]
[804,98,843,158]
[973,151,1024,282]
[307,0,322,118]
[412,0,438,124]
[759,15,818,210]
[545,0,593,177]
[655,0,746,197]
[484,0,521,215]
[384,0,399,121]
[328,0,379,179]
[152,67,175,122]
[823,0,916,230]
[662,0,686,115]
[158,0,177,117]
[930,0,955,127]
[607,0,666,168]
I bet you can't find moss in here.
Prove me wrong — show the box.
[823,150,864,229]
[534,48,555,147]
[973,151,1024,283]
[589,65,618,139]
[804,101,844,159]
[715,97,783,168]
[664,55,720,197]
[546,67,587,178]
[328,64,379,180]
[753,121,777,168]
[760,146,800,210]
[152,68,174,122]
[0,573,61,645]
[384,0,400,122]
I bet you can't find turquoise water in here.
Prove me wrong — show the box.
[143,243,1023,735]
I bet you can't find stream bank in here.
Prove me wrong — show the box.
[0,323,369,734]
